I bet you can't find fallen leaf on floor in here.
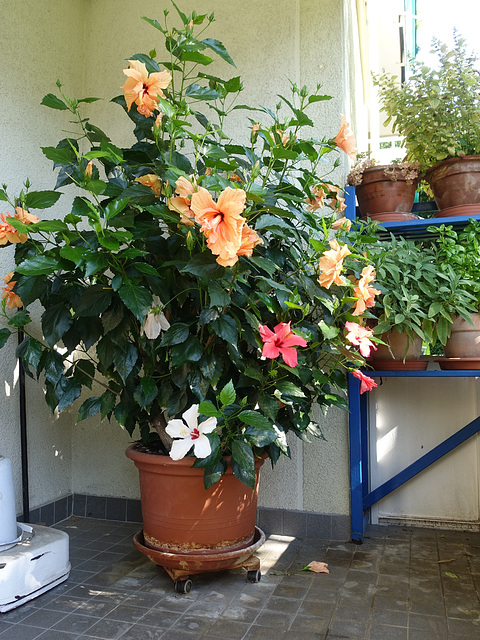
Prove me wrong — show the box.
[270,570,295,576]
[301,561,329,573]
[445,572,459,579]
[437,559,456,564]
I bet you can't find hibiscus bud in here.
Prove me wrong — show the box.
[186,230,194,251]
[85,161,93,179]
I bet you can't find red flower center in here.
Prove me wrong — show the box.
[191,428,200,440]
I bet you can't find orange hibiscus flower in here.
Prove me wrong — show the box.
[2,272,22,309]
[122,60,172,117]
[190,187,246,267]
[352,265,380,316]
[168,176,197,225]
[333,115,356,161]
[318,239,351,289]
[135,173,162,196]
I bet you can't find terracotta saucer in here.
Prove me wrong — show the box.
[368,359,429,371]
[434,357,480,370]
[433,204,480,218]
[360,212,419,222]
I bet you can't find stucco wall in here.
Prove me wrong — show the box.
[0,0,85,514]
[0,0,356,517]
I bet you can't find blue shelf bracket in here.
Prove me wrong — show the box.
[348,370,480,543]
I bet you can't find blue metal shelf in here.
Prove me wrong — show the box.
[348,369,480,543]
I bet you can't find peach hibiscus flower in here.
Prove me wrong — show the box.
[318,239,351,289]
[14,207,39,225]
[306,185,326,211]
[331,216,352,231]
[352,265,380,316]
[190,186,246,267]
[333,115,356,161]
[237,225,263,258]
[0,214,27,245]
[259,322,307,368]
[345,321,376,358]
[352,369,377,394]
[167,176,197,225]
[135,174,162,196]
[122,60,172,117]
[2,272,22,310]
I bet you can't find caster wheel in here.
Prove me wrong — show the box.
[246,569,261,583]
[175,578,193,594]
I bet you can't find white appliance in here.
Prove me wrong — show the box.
[0,456,70,613]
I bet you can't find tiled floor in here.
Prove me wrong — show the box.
[1,518,480,639]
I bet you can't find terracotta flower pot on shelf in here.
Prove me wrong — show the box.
[427,155,480,216]
[355,165,419,222]
[443,313,480,359]
[368,331,427,370]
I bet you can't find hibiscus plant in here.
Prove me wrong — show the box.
[0,4,378,489]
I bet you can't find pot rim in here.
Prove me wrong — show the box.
[426,154,480,177]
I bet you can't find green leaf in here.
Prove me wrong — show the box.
[41,93,69,110]
[75,285,113,317]
[77,397,102,422]
[83,252,109,277]
[211,314,238,345]
[276,381,306,399]
[59,246,85,266]
[198,400,222,418]
[16,255,59,276]
[0,328,11,348]
[171,335,203,367]
[0,189,8,201]
[42,303,73,346]
[104,198,130,221]
[181,51,213,65]
[16,336,43,374]
[57,378,82,411]
[255,214,293,231]
[100,390,117,420]
[7,310,31,328]
[219,379,236,406]
[182,252,224,279]
[231,440,255,489]
[239,411,277,446]
[185,84,222,100]
[113,343,139,384]
[118,281,152,321]
[134,376,158,408]
[30,219,68,232]
[41,146,74,164]
[24,190,61,210]
[160,323,190,347]
[202,37,236,67]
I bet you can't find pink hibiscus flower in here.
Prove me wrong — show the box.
[352,369,377,394]
[259,322,307,368]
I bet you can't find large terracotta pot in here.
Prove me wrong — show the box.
[126,445,265,554]
[356,166,418,221]
[426,155,480,212]
[444,313,480,358]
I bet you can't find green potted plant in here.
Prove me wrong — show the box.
[427,220,480,362]
[0,4,379,584]
[354,232,478,367]
[373,35,480,216]
[346,156,421,222]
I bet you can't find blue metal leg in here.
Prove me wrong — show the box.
[348,373,366,542]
